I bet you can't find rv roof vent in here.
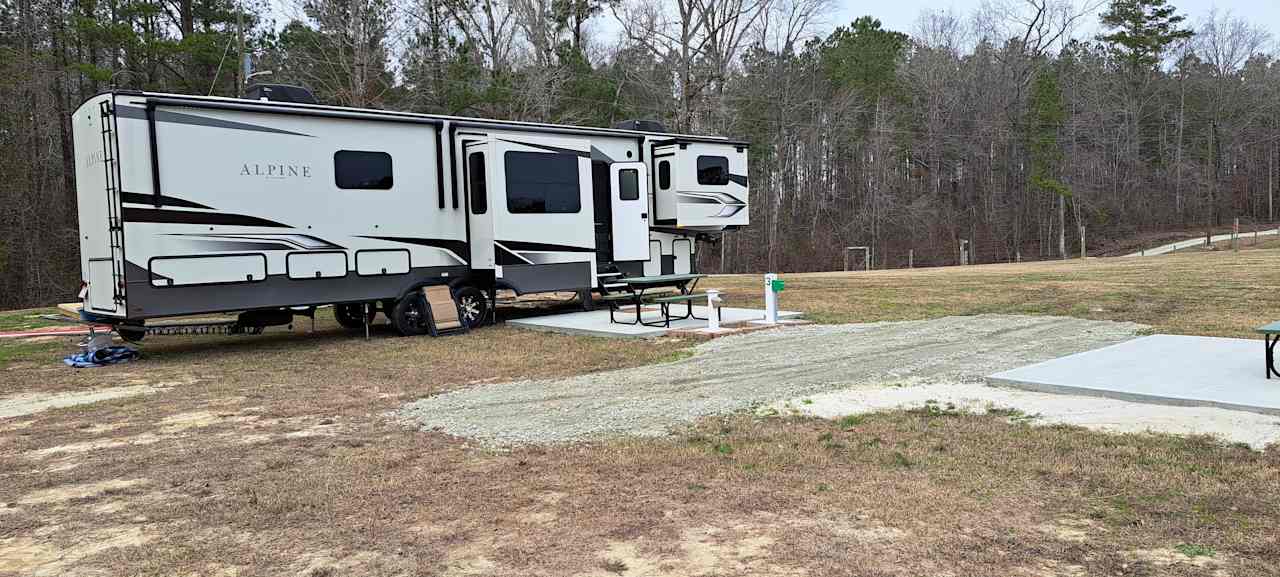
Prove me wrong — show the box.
[612,119,667,133]
[243,84,318,104]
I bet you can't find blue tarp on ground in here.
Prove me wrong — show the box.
[63,346,138,368]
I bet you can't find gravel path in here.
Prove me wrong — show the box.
[397,314,1144,445]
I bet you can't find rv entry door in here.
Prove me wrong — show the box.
[464,140,495,269]
[610,162,650,262]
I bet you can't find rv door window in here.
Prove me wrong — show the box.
[658,160,671,190]
[696,155,730,186]
[504,151,581,214]
[334,150,393,189]
[619,169,640,200]
[468,151,487,215]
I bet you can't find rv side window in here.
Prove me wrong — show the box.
[696,155,730,186]
[334,150,393,189]
[658,160,671,190]
[505,151,581,214]
[468,152,487,215]
[619,169,640,201]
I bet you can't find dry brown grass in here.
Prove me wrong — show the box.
[2,252,1280,576]
[707,249,1280,338]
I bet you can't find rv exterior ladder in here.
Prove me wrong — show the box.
[98,100,126,306]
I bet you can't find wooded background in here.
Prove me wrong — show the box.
[2,0,1277,309]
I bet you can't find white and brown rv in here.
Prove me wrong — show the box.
[71,88,749,337]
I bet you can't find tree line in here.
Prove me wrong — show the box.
[1,0,1277,308]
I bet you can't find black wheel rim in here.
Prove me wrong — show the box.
[405,297,428,329]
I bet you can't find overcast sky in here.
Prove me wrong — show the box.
[832,0,1280,39]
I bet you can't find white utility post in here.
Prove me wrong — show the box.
[706,289,722,331]
[763,273,779,325]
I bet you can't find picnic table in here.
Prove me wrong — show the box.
[1256,321,1280,379]
[600,273,708,327]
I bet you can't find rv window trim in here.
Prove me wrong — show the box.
[503,151,582,215]
[334,150,394,190]
[658,160,671,190]
[619,168,640,201]
[696,155,730,186]
[468,151,487,215]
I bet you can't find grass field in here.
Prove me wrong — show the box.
[1,251,1279,576]
[710,249,1280,338]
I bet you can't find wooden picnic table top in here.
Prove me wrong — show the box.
[1256,321,1280,334]
[619,273,706,287]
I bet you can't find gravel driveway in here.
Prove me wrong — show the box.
[397,314,1144,445]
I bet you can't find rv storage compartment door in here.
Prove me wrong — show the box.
[150,254,267,287]
[610,162,650,261]
[356,249,410,276]
[87,259,119,313]
[287,252,348,279]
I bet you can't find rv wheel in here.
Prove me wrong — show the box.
[333,303,375,330]
[454,286,489,329]
[391,294,430,336]
[117,326,146,342]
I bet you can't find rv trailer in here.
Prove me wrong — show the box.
[72,89,749,337]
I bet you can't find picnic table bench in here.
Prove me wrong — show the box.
[601,273,710,327]
[1256,321,1280,379]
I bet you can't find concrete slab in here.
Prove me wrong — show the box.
[505,306,803,339]
[989,334,1280,416]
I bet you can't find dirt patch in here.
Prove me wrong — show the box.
[0,525,152,576]
[17,478,148,505]
[585,524,798,577]
[399,315,1142,444]
[787,382,1280,448]
[26,433,162,458]
[1124,547,1223,568]
[1037,517,1104,543]
[0,385,162,420]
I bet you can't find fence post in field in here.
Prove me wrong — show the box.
[908,249,914,269]
[1233,218,1239,252]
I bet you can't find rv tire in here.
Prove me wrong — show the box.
[117,326,146,342]
[390,294,431,336]
[334,303,375,330]
[454,286,488,329]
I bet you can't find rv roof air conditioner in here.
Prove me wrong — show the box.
[611,119,667,133]
[243,84,318,104]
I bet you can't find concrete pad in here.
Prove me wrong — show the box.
[505,306,803,339]
[989,334,1280,416]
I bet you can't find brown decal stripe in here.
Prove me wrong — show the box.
[122,208,290,228]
